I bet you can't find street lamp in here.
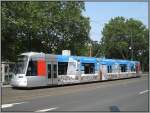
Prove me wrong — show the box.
[88,43,92,57]
[129,46,133,60]
[130,31,133,61]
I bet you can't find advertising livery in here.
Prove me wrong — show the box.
[11,52,141,88]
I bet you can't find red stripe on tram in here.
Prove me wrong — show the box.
[37,59,46,76]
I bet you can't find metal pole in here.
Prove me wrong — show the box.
[89,44,92,57]
[90,46,92,57]
[131,31,133,60]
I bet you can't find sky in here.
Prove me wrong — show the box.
[82,2,148,42]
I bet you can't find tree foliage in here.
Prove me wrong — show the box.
[2,1,90,61]
[101,16,149,71]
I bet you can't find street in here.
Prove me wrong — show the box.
[1,74,149,112]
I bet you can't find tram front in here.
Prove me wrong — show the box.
[11,54,29,87]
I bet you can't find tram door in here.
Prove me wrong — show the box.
[99,64,107,80]
[47,63,58,85]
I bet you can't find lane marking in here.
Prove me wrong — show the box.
[35,107,58,112]
[1,102,27,109]
[139,90,149,95]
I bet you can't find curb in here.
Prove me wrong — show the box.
[1,85,12,88]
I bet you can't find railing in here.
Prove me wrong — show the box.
[1,62,15,85]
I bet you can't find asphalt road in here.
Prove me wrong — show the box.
[1,74,149,112]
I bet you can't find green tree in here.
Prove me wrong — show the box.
[1,1,90,61]
[101,16,149,71]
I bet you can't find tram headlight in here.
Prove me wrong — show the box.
[19,78,27,86]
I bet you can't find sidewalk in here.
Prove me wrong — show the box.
[141,73,149,76]
[1,84,12,88]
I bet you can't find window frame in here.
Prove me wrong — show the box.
[58,62,68,75]
[26,60,37,76]
[81,63,95,74]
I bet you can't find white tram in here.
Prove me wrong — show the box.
[11,52,141,88]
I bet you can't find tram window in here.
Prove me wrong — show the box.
[27,60,37,76]
[82,63,95,74]
[107,65,112,73]
[120,64,127,72]
[5,66,9,73]
[131,65,135,72]
[58,62,68,75]
[48,64,51,78]
[53,65,57,78]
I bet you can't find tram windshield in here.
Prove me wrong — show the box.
[14,55,28,74]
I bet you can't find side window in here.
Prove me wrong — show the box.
[82,63,95,74]
[58,62,68,75]
[131,65,135,72]
[27,60,37,76]
[48,64,51,78]
[53,64,57,78]
[107,65,112,73]
[120,64,127,72]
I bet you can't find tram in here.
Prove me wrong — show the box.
[11,52,141,87]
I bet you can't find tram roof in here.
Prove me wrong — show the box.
[56,55,69,62]
[56,55,98,63]
[56,54,139,64]
[79,56,97,63]
[20,52,139,64]
[99,59,138,65]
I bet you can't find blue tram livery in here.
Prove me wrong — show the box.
[11,52,141,87]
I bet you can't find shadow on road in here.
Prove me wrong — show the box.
[109,106,120,112]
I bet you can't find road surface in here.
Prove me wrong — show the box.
[1,74,149,112]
